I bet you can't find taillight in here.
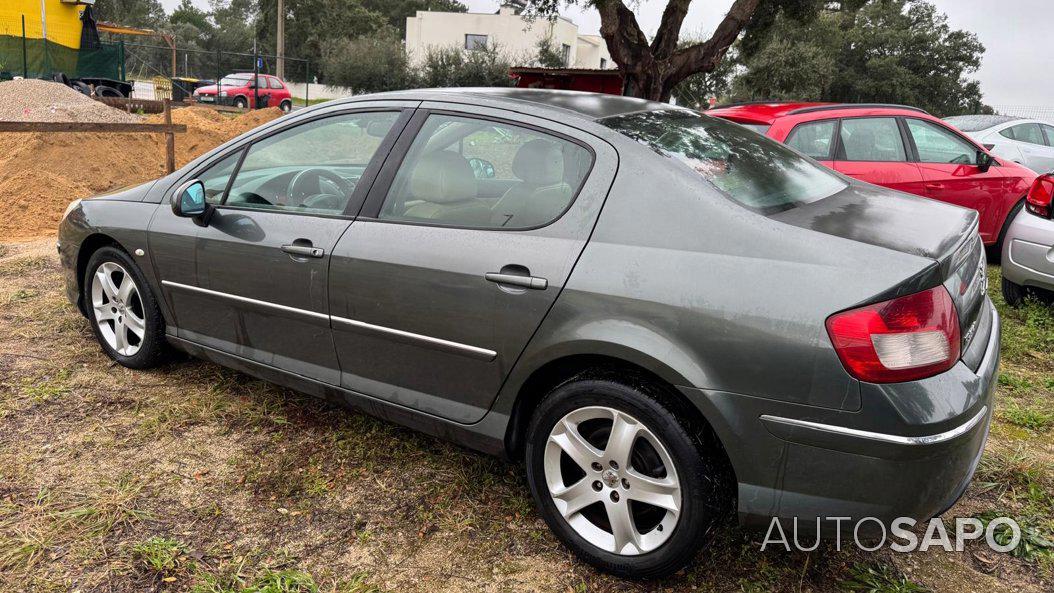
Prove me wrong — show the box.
[1026,174,1053,218]
[826,286,960,383]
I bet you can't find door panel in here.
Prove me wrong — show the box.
[328,105,617,423]
[905,118,1011,243]
[152,106,414,384]
[832,117,927,195]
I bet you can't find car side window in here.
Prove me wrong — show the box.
[197,150,243,204]
[223,111,399,215]
[1043,124,1054,147]
[837,118,906,162]
[905,119,978,165]
[998,127,1015,140]
[1008,123,1046,146]
[786,120,837,160]
[377,114,592,229]
[268,77,284,90]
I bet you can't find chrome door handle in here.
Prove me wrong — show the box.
[281,244,324,258]
[485,272,548,290]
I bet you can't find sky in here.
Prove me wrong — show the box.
[159,0,1050,107]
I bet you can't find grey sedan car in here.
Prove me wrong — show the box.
[1002,173,1054,304]
[58,89,999,578]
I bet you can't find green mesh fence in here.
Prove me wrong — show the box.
[0,35,122,80]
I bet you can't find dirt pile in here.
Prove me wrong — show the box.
[0,79,141,123]
[0,105,283,241]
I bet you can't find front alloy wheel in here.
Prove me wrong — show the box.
[545,406,681,555]
[91,261,146,356]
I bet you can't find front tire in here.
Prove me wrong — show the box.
[83,246,168,368]
[280,100,292,113]
[234,96,248,109]
[1002,276,1026,307]
[525,374,726,579]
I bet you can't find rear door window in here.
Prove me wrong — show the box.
[786,120,837,160]
[1042,124,1054,147]
[1008,123,1045,146]
[837,118,907,162]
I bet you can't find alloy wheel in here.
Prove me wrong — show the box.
[544,406,681,555]
[91,262,146,356]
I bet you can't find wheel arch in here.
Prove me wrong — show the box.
[503,349,736,493]
[75,233,127,314]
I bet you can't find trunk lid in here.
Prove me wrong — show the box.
[771,182,988,361]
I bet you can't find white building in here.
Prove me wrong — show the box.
[404,2,614,70]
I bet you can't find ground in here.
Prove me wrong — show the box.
[0,239,1052,593]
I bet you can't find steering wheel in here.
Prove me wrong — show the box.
[286,168,354,207]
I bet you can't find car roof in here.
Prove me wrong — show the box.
[707,101,930,124]
[943,114,1024,132]
[335,88,688,121]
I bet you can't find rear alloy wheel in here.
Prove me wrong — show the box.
[84,247,168,368]
[526,376,725,578]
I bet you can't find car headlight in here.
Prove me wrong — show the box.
[62,198,81,220]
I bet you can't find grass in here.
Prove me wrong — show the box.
[0,246,1052,592]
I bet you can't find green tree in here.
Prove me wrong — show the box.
[733,0,988,115]
[417,46,515,88]
[321,35,415,92]
[525,0,822,101]
[361,0,468,34]
[93,0,167,29]
[535,37,568,68]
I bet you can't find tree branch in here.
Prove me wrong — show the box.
[668,0,760,84]
[650,0,692,59]
[594,0,651,72]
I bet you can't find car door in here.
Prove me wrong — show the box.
[1003,123,1051,173]
[326,105,616,423]
[830,117,927,196]
[783,118,838,168]
[903,117,1011,243]
[153,106,413,384]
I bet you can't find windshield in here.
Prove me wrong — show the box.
[601,110,847,214]
[219,74,254,87]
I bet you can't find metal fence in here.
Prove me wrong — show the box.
[121,43,313,107]
[990,105,1054,123]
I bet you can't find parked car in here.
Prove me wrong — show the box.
[194,73,293,112]
[1001,173,1054,304]
[945,114,1054,174]
[57,89,998,579]
[707,102,1037,252]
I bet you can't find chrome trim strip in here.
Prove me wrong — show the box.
[161,280,329,321]
[759,406,988,446]
[332,316,497,361]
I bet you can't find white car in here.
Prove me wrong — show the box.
[945,115,1054,174]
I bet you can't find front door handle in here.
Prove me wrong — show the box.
[485,272,548,290]
[281,244,324,258]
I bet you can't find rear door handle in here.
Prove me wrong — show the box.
[281,244,325,258]
[485,272,548,290]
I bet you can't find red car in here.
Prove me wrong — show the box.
[707,102,1037,249]
[194,73,294,112]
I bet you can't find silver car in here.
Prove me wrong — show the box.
[58,89,999,578]
[1002,173,1054,304]
[945,114,1054,174]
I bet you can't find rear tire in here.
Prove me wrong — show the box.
[1002,276,1026,307]
[83,246,169,368]
[525,373,727,579]
[989,199,1024,263]
[94,85,123,98]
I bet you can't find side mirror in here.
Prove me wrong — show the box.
[977,150,994,173]
[468,157,496,179]
[171,179,213,225]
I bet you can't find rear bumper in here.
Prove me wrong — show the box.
[682,300,1000,529]
[1002,210,1054,293]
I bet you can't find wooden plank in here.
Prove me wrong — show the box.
[164,100,176,175]
[0,122,187,133]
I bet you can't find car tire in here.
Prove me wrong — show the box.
[234,96,248,109]
[83,246,169,369]
[989,199,1024,263]
[525,372,727,579]
[280,100,292,113]
[94,85,124,98]
[1001,276,1026,307]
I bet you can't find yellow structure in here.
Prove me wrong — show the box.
[0,0,94,49]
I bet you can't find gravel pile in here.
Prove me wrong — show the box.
[0,79,141,123]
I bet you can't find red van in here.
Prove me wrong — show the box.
[708,102,1037,249]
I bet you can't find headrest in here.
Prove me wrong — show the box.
[512,139,565,185]
[409,150,477,204]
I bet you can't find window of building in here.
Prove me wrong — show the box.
[465,34,488,51]
[600,58,607,69]
[560,44,571,66]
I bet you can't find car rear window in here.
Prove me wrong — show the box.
[601,110,846,214]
